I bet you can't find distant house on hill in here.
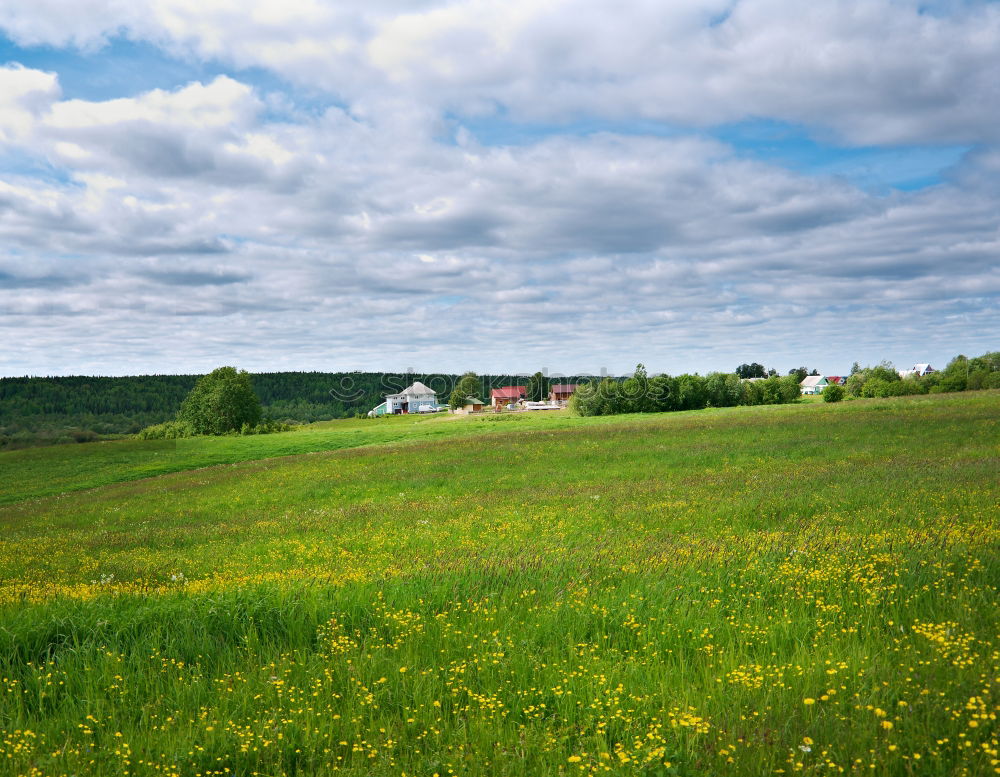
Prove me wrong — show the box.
[491,386,526,410]
[898,364,936,379]
[800,375,829,395]
[548,384,578,403]
[826,376,845,386]
[370,381,442,415]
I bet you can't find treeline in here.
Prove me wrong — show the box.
[0,371,587,448]
[571,366,801,416]
[845,352,1000,397]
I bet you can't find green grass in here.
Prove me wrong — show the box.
[0,410,601,506]
[0,392,997,776]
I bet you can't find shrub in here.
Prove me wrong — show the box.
[136,420,195,440]
[860,378,892,398]
[822,384,845,403]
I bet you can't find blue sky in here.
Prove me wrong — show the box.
[0,1,997,377]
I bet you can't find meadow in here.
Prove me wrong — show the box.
[0,392,997,776]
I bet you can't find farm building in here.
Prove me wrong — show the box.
[491,386,526,410]
[548,384,578,403]
[800,375,829,395]
[370,381,442,415]
[452,397,485,415]
[826,376,845,385]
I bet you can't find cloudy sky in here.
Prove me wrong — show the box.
[1,0,998,378]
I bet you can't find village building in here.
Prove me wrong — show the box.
[826,376,845,385]
[799,375,829,395]
[370,381,442,415]
[491,386,526,410]
[898,364,936,379]
[452,397,485,415]
[548,384,578,403]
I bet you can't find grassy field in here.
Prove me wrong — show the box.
[0,393,997,776]
[0,411,600,506]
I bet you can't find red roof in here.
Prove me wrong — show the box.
[826,376,844,384]
[550,384,578,393]
[491,386,526,399]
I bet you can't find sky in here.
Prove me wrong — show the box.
[0,0,998,379]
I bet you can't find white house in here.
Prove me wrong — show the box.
[799,375,829,395]
[898,363,936,379]
[370,381,442,416]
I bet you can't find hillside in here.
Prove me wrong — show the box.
[0,392,997,776]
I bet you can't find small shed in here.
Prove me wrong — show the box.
[453,397,485,415]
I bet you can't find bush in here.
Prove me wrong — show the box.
[860,378,892,398]
[136,420,195,440]
[846,362,901,397]
[239,420,295,435]
[822,384,845,403]
[137,418,293,439]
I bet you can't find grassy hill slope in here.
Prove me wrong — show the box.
[0,392,997,776]
[0,411,595,505]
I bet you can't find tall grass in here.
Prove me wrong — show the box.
[0,392,997,776]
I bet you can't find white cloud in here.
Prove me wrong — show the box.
[4,1,998,144]
[0,4,997,376]
[0,64,60,143]
[46,76,258,129]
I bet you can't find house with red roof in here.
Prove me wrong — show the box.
[490,385,526,410]
[548,384,579,403]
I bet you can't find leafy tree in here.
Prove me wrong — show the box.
[648,374,676,411]
[178,366,262,435]
[704,372,744,407]
[967,351,1000,390]
[526,371,549,402]
[674,374,708,411]
[849,362,861,376]
[823,384,845,403]
[789,367,809,382]
[735,362,767,379]
[845,362,901,397]
[860,378,892,398]
[449,372,483,409]
[931,355,970,393]
[620,364,656,413]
